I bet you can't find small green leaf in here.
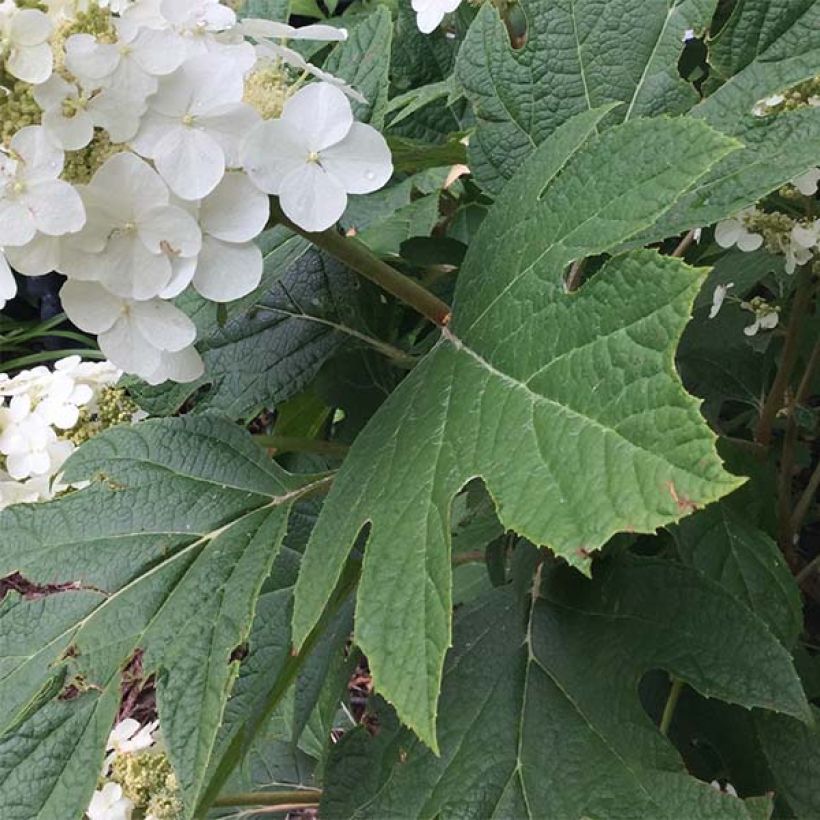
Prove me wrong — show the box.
[293,110,743,748]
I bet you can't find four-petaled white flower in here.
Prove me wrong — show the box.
[793,167,820,197]
[786,218,820,273]
[714,208,763,252]
[411,0,461,33]
[87,782,134,820]
[242,82,392,232]
[0,2,53,83]
[59,152,201,299]
[163,172,269,302]
[708,282,733,319]
[60,280,202,382]
[741,298,779,337]
[0,126,86,248]
[131,52,260,199]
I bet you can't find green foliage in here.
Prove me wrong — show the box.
[3,1,820,817]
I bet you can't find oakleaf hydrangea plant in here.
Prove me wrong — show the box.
[0,0,818,818]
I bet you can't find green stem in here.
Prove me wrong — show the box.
[660,678,684,736]
[1,348,104,371]
[212,790,321,807]
[254,434,349,457]
[271,202,452,327]
[671,229,697,258]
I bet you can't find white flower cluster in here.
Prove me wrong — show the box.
[715,168,820,274]
[0,354,124,508]
[0,0,393,383]
[88,718,159,820]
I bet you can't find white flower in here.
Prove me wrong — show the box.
[0,395,73,480]
[785,219,819,273]
[131,53,260,199]
[58,152,201,300]
[708,282,733,319]
[0,3,53,83]
[107,718,159,755]
[0,126,86,247]
[682,28,695,42]
[60,280,200,381]
[0,249,15,309]
[242,82,392,232]
[160,0,236,38]
[741,299,779,337]
[709,780,738,798]
[714,208,763,252]
[65,22,184,102]
[792,167,820,197]
[162,171,268,301]
[87,782,134,820]
[143,344,204,385]
[32,74,144,149]
[411,0,461,33]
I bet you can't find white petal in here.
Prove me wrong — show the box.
[0,199,36,246]
[90,152,170,215]
[42,107,94,151]
[200,172,269,242]
[282,82,353,152]
[793,168,820,196]
[138,204,202,257]
[9,8,52,46]
[737,231,763,252]
[60,280,123,333]
[240,118,305,195]
[31,74,74,110]
[290,23,347,41]
[0,253,16,307]
[193,237,263,301]
[154,126,225,200]
[321,122,393,194]
[129,109,179,158]
[131,27,186,75]
[714,219,740,248]
[130,299,196,351]
[89,92,146,143]
[96,234,173,300]
[25,180,86,236]
[7,41,53,83]
[159,256,197,298]
[415,5,445,33]
[4,233,62,275]
[144,345,204,384]
[792,222,819,249]
[64,34,120,81]
[279,162,347,232]
[10,125,63,181]
[99,316,161,376]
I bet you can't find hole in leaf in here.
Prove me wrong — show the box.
[0,572,82,601]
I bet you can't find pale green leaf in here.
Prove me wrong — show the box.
[0,417,325,818]
[321,556,808,818]
[455,0,716,192]
[292,110,742,748]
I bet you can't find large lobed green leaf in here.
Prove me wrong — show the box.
[321,555,809,818]
[292,109,744,749]
[456,0,717,193]
[0,417,325,819]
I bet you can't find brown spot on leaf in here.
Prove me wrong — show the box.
[666,481,700,514]
[0,572,82,601]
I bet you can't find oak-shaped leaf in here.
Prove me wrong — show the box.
[0,416,325,819]
[292,108,744,748]
[321,555,810,818]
